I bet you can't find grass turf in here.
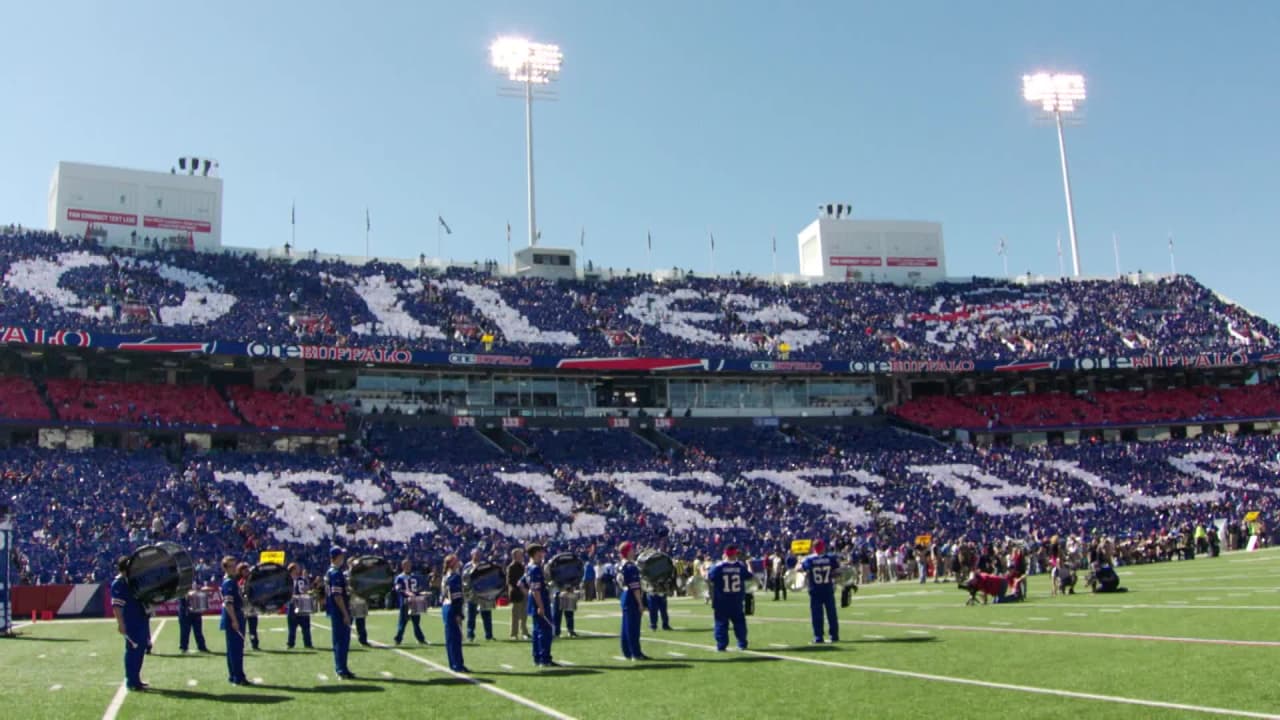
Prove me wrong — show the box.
[5,547,1280,720]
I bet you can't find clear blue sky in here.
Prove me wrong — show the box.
[2,1,1278,320]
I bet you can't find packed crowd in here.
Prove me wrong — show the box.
[2,423,1273,586]
[2,228,1273,361]
[894,381,1280,430]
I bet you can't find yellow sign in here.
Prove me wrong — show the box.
[915,535,932,548]
[259,550,285,566]
[1244,511,1260,523]
[790,539,812,555]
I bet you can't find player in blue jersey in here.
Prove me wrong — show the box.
[801,539,840,643]
[617,541,649,660]
[218,555,250,686]
[110,556,150,691]
[522,543,558,667]
[440,554,469,672]
[286,562,314,649]
[707,545,751,651]
[325,547,356,679]
[394,558,428,645]
[177,579,209,654]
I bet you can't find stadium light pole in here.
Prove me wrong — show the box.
[491,36,563,249]
[1022,72,1086,277]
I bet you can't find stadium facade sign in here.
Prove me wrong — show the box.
[447,353,534,367]
[0,327,93,347]
[247,342,413,364]
[1073,352,1251,371]
[0,325,1274,376]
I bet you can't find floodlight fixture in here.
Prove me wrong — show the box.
[490,36,564,249]
[490,37,563,84]
[1022,72,1086,114]
[1022,71,1087,277]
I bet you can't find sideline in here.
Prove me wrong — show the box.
[102,619,167,720]
[576,628,1280,719]
[745,614,1280,647]
[313,620,579,720]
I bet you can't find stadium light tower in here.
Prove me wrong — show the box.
[1022,72,1086,277]
[490,36,563,248]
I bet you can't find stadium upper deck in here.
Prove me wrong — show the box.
[1,227,1275,376]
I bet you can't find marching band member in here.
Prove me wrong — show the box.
[507,547,530,641]
[523,543,558,667]
[346,556,371,647]
[219,556,250,686]
[708,545,751,651]
[286,563,315,649]
[110,556,150,691]
[647,587,672,631]
[394,558,428,646]
[801,539,840,644]
[464,548,495,642]
[617,541,648,660]
[552,584,578,638]
[237,562,260,651]
[441,554,469,673]
[326,547,356,679]
[177,579,209,653]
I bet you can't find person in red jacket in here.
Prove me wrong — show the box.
[962,571,1021,605]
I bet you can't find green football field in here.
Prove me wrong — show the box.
[6,548,1280,720]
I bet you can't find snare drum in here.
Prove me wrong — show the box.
[349,596,369,619]
[407,595,429,615]
[291,595,316,614]
[557,591,578,612]
[187,591,209,613]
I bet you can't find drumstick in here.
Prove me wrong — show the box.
[125,636,138,649]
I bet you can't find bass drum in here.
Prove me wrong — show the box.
[547,553,584,591]
[787,568,807,592]
[348,556,394,600]
[637,550,677,595]
[462,561,505,604]
[126,542,194,606]
[245,563,292,612]
[684,574,708,600]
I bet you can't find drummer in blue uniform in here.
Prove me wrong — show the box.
[110,556,150,691]
[326,547,356,679]
[286,562,314,650]
[219,555,250,686]
[440,553,469,672]
[394,558,428,645]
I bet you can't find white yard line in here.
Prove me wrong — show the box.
[747,615,1280,647]
[314,621,578,720]
[103,619,167,720]
[580,630,1280,719]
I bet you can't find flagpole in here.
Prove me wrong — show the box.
[709,231,715,276]
[365,209,371,260]
[771,235,777,282]
[646,231,652,273]
[290,201,295,250]
[436,221,442,260]
[1112,231,1120,277]
[998,237,1008,277]
[1168,233,1176,275]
